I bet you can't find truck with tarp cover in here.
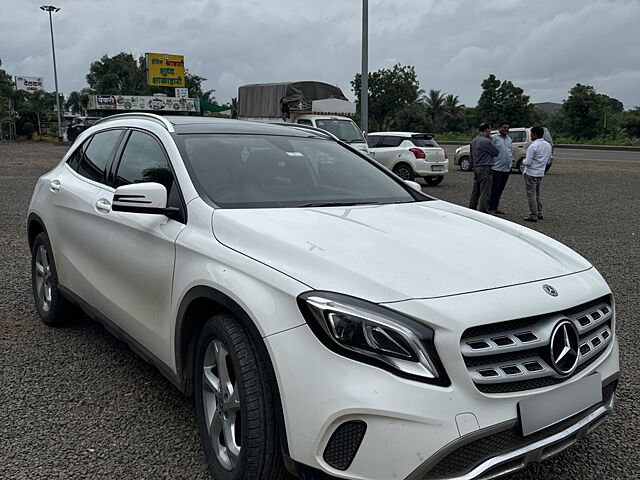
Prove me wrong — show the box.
[237,81,369,154]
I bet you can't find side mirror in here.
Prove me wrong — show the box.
[112,182,179,218]
[404,180,422,192]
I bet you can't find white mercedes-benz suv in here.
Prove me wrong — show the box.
[28,113,619,480]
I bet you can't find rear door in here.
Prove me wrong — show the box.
[370,136,402,168]
[46,128,125,304]
[88,129,186,365]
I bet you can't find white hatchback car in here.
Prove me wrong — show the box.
[367,132,448,185]
[28,113,618,480]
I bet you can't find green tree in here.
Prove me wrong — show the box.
[442,94,466,132]
[390,103,432,132]
[560,84,608,139]
[86,52,147,94]
[352,64,423,131]
[18,90,57,135]
[423,89,446,132]
[621,107,640,138]
[230,97,238,118]
[65,88,93,114]
[476,74,537,127]
[0,59,20,139]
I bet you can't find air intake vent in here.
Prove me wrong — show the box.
[323,420,367,470]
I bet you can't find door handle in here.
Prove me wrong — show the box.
[50,180,61,193]
[95,199,112,213]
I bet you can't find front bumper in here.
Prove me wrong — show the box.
[266,269,619,480]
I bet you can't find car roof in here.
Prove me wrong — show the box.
[96,114,330,138]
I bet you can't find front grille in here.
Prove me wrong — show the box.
[323,420,367,470]
[460,296,613,393]
[423,380,616,479]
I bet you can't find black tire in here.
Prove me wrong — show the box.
[194,314,289,480]
[545,164,551,173]
[31,232,77,326]
[459,156,472,172]
[424,176,444,186]
[516,158,525,174]
[392,163,415,181]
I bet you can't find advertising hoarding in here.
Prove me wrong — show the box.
[15,76,44,92]
[88,95,197,112]
[145,53,185,87]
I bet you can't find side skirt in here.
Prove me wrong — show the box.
[58,285,186,394]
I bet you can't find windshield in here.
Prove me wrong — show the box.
[314,119,366,144]
[543,128,553,144]
[178,134,420,208]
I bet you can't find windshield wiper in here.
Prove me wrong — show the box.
[296,201,384,208]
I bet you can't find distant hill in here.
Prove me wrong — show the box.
[534,102,562,115]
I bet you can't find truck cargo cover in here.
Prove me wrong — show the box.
[238,81,348,118]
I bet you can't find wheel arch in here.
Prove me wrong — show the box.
[27,213,47,251]
[174,285,291,456]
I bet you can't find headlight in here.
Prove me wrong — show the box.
[297,292,449,385]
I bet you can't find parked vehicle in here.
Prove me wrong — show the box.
[28,113,618,480]
[237,81,370,155]
[66,116,100,142]
[454,127,554,173]
[367,132,448,185]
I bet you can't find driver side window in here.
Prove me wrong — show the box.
[114,131,180,208]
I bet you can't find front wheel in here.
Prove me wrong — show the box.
[424,176,444,186]
[516,158,525,174]
[194,314,289,480]
[459,156,471,172]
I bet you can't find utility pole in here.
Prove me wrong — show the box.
[40,5,63,142]
[361,0,368,134]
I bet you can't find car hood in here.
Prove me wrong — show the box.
[212,201,591,303]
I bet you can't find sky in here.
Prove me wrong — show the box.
[2,0,639,109]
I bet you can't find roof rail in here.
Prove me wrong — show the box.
[93,113,175,132]
[268,122,339,141]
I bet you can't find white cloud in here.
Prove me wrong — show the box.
[1,0,638,108]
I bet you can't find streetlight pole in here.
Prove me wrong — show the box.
[361,0,368,134]
[40,5,63,142]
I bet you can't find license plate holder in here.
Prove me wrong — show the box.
[518,373,602,436]
[432,165,444,172]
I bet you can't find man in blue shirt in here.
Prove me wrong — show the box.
[468,123,499,213]
[488,122,512,215]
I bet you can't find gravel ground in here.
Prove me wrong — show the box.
[1,141,638,479]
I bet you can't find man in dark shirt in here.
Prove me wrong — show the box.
[468,123,499,213]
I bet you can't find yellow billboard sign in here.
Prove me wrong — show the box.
[145,53,185,87]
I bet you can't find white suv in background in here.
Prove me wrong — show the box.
[28,113,618,480]
[367,132,448,185]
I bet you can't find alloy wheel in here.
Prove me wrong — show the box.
[202,339,242,471]
[394,165,412,180]
[34,245,52,313]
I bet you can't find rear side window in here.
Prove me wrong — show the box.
[380,136,403,148]
[114,131,178,205]
[72,129,123,184]
[366,135,381,148]
[509,131,526,143]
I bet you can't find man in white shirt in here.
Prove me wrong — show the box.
[522,126,552,222]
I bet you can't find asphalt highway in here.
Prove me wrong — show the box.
[1,142,638,479]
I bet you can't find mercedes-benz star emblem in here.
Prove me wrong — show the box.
[543,284,558,296]
[549,320,579,376]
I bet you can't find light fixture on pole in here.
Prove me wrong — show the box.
[361,0,368,134]
[40,5,63,142]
